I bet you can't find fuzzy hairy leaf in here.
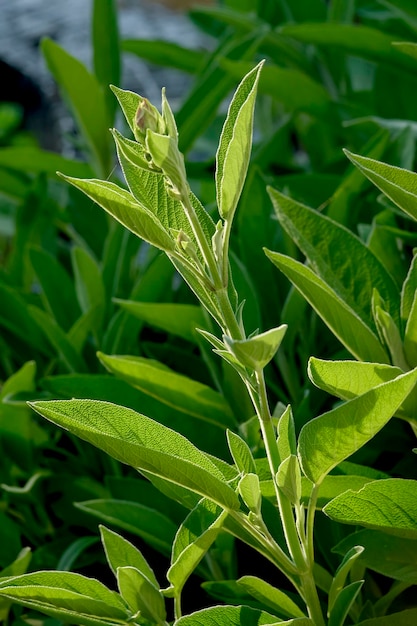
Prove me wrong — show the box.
[298,368,417,484]
[30,400,240,510]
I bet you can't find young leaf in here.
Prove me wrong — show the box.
[223,325,287,371]
[334,529,417,584]
[237,576,307,620]
[216,61,263,222]
[167,498,227,595]
[238,473,262,513]
[328,546,365,613]
[61,175,175,252]
[117,566,166,623]
[265,251,388,363]
[30,400,240,510]
[41,38,111,176]
[227,430,257,475]
[323,479,417,538]
[276,456,302,505]
[344,151,417,223]
[97,353,236,429]
[277,405,297,462]
[298,368,417,484]
[404,291,417,367]
[328,581,363,626]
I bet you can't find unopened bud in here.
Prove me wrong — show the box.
[134,99,166,137]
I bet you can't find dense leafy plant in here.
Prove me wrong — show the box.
[2,0,417,624]
[2,49,417,625]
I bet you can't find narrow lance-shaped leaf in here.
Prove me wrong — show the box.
[30,399,240,511]
[328,546,365,613]
[216,61,263,222]
[117,566,166,623]
[167,498,227,595]
[100,526,158,587]
[265,250,389,363]
[268,186,400,330]
[298,367,417,484]
[42,38,111,176]
[0,571,129,626]
[237,576,307,620]
[98,352,236,429]
[344,150,417,223]
[61,175,175,252]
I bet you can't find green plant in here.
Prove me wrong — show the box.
[1,57,417,626]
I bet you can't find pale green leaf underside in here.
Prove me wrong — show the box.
[100,525,158,587]
[298,368,417,484]
[324,478,417,538]
[30,399,239,510]
[216,61,263,221]
[265,250,388,363]
[61,175,175,252]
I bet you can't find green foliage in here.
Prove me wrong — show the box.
[2,0,417,624]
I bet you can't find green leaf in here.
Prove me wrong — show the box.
[329,546,365,614]
[117,566,166,622]
[0,571,128,624]
[238,473,262,513]
[356,609,417,625]
[216,61,263,222]
[29,306,87,373]
[279,23,413,72]
[224,325,287,371]
[277,405,297,462]
[175,604,305,625]
[30,247,80,331]
[72,246,106,339]
[167,498,227,594]
[0,146,93,178]
[97,353,236,429]
[265,251,388,363]
[114,300,206,343]
[92,0,120,124]
[41,38,111,176]
[30,399,240,510]
[308,358,417,422]
[227,430,257,475]
[298,368,417,484]
[268,187,400,331]
[344,151,417,223]
[122,39,206,73]
[276,456,301,505]
[61,175,175,252]
[401,253,417,326]
[100,526,158,587]
[404,291,417,367]
[334,529,417,584]
[324,478,417,538]
[328,581,363,626]
[237,576,307,620]
[77,499,176,556]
